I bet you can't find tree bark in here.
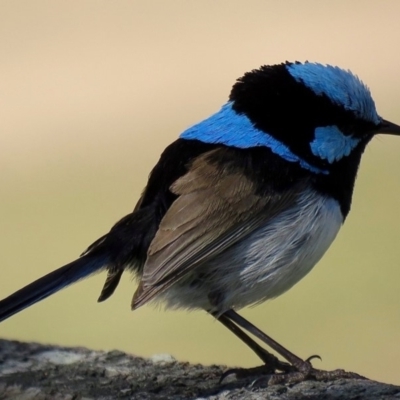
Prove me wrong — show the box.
[0,339,398,399]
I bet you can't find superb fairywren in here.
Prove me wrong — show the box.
[1,62,399,383]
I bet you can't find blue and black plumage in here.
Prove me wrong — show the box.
[1,61,399,383]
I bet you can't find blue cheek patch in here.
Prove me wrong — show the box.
[180,102,328,174]
[287,63,380,125]
[310,126,361,163]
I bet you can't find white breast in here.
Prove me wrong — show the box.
[160,190,343,312]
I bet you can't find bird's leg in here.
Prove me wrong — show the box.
[210,311,294,382]
[221,309,366,384]
[223,309,306,371]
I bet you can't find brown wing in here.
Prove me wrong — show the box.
[132,148,307,309]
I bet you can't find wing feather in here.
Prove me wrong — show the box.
[132,148,307,308]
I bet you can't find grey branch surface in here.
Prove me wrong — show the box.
[0,339,399,400]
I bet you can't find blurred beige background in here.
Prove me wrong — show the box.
[0,0,399,385]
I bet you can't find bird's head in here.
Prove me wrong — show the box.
[181,61,400,174]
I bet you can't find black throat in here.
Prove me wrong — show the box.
[312,142,368,218]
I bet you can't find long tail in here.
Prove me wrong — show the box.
[0,255,108,322]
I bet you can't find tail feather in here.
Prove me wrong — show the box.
[0,255,107,322]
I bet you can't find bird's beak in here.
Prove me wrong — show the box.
[376,119,400,136]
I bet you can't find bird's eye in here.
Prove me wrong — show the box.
[341,120,377,137]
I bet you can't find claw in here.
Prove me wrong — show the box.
[219,364,275,384]
[219,368,242,384]
[306,354,322,363]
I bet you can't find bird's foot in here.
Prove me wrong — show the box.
[256,366,367,386]
[220,352,295,383]
[220,357,367,385]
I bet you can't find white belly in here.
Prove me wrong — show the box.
[159,190,343,312]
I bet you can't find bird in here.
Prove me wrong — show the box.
[0,61,399,384]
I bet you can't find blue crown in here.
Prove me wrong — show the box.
[286,63,380,124]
